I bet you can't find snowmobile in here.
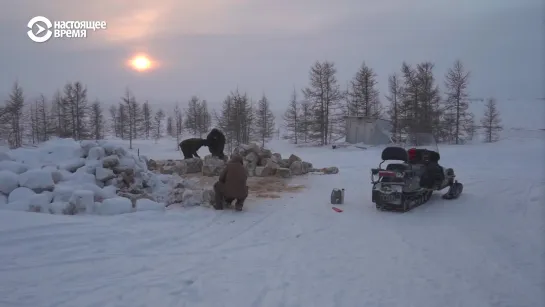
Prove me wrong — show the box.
[370,133,463,212]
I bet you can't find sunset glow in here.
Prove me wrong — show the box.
[129,55,152,71]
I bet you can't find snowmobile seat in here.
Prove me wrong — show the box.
[386,163,409,172]
[381,147,408,162]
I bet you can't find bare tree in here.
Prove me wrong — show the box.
[68,82,90,140]
[46,94,60,138]
[282,88,299,143]
[89,100,105,140]
[166,116,173,137]
[385,73,403,142]
[215,90,254,152]
[481,97,503,142]
[28,101,38,144]
[464,112,477,141]
[347,62,382,117]
[215,95,235,152]
[141,101,153,139]
[122,88,138,149]
[27,94,49,143]
[51,89,70,137]
[399,62,419,135]
[298,101,312,143]
[61,83,75,138]
[184,96,201,136]
[38,95,48,142]
[399,62,442,137]
[302,61,344,145]
[153,109,166,143]
[417,62,442,135]
[254,93,276,147]
[444,60,471,144]
[117,103,128,139]
[198,100,211,137]
[4,82,25,148]
[174,104,182,148]
[108,105,118,137]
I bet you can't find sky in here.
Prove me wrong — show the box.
[1,0,544,128]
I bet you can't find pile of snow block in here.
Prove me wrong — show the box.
[231,143,339,177]
[0,138,214,215]
[147,142,339,178]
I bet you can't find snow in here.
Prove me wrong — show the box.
[7,186,36,203]
[0,170,19,194]
[0,160,29,174]
[18,169,55,192]
[0,135,543,306]
[135,198,165,212]
[96,197,133,215]
[87,146,106,160]
[69,190,95,214]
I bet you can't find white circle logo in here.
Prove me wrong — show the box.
[27,16,53,43]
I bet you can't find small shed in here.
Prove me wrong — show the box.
[344,116,393,145]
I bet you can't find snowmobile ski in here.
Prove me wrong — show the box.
[442,181,463,200]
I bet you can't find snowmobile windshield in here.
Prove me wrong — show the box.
[404,133,439,153]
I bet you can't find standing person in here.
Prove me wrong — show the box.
[206,128,226,160]
[213,154,248,211]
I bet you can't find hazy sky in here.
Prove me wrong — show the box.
[1,0,544,127]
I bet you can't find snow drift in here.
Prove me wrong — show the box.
[0,138,214,215]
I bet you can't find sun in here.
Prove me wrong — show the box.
[129,55,152,71]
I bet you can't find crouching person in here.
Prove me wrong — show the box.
[213,154,248,211]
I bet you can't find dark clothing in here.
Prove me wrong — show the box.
[206,129,226,159]
[179,138,207,159]
[420,162,444,188]
[213,182,247,210]
[213,155,248,210]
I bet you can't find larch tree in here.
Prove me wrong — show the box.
[89,100,105,140]
[254,93,276,147]
[69,81,90,140]
[174,103,183,148]
[347,62,382,117]
[298,101,312,143]
[117,103,128,140]
[385,73,403,142]
[282,88,299,143]
[198,100,212,137]
[302,61,344,145]
[166,116,174,137]
[184,96,201,136]
[480,97,503,142]
[415,62,442,136]
[109,105,118,137]
[4,82,26,148]
[37,94,48,142]
[122,88,138,149]
[444,60,471,144]
[153,109,166,143]
[464,112,478,141]
[215,90,254,152]
[142,101,153,139]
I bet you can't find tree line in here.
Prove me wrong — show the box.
[0,82,278,150]
[282,60,503,145]
[1,59,504,150]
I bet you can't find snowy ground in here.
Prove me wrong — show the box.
[0,134,544,307]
